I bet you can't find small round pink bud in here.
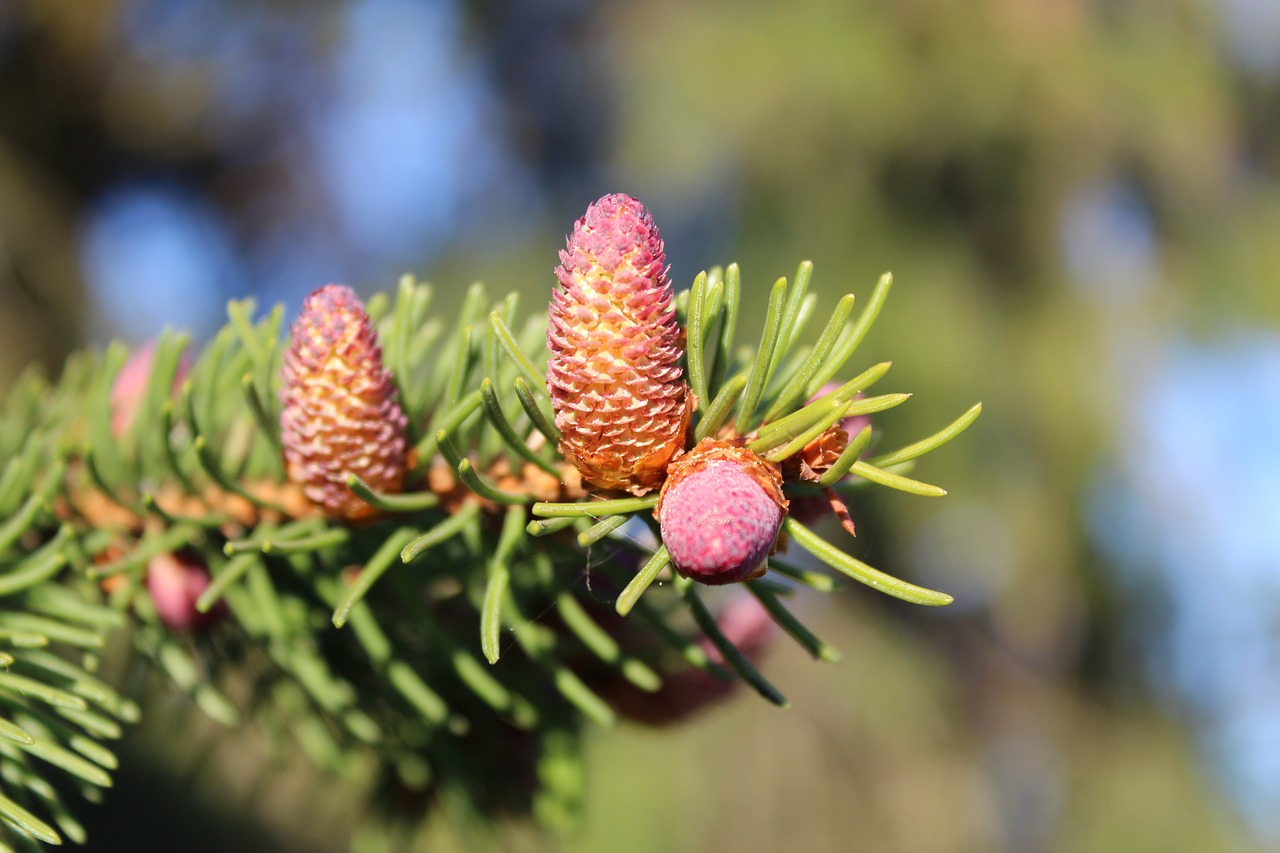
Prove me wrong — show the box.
[110,342,192,439]
[810,382,871,444]
[656,439,787,585]
[145,552,223,631]
[610,591,778,725]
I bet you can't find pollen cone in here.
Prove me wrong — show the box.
[281,284,407,520]
[547,193,691,495]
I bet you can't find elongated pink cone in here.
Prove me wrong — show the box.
[657,439,788,585]
[280,284,407,520]
[547,193,692,495]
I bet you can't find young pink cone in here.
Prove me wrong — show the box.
[280,284,408,520]
[656,439,788,585]
[145,552,224,631]
[610,591,777,726]
[110,341,192,439]
[547,193,692,496]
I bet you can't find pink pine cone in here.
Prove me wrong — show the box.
[280,284,408,520]
[657,440,788,585]
[547,193,691,496]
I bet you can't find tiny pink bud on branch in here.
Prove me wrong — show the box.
[611,592,777,725]
[110,341,191,439]
[146,552,224,631]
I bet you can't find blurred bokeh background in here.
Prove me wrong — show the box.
[3,0,1280,850]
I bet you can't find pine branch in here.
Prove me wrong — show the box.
[0,193,979,848]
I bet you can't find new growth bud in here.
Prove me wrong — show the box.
[610,591,778,726]
[281,284,407,520]
[547,193,692,496]
[110,341,192,439]
[145,552,223,631]
[656,439,788,585]
[786,385,871,530]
